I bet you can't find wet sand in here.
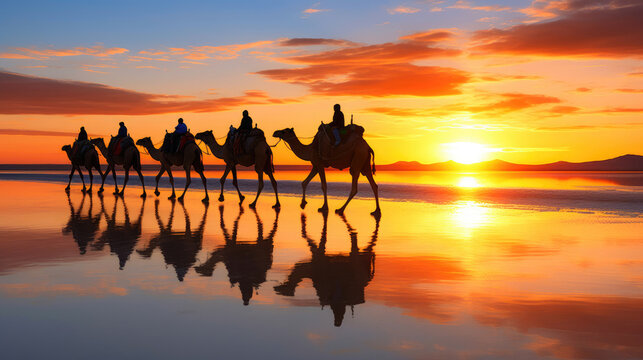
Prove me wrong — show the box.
[1,180,642,359]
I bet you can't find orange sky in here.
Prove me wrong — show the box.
[0,0,642,165]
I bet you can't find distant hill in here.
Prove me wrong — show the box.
[377,154,643,171]
[3,154,643,171]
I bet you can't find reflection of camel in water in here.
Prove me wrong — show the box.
[272,128,380,217]
[195,205,279,305]
[62,144,104,193]
[274,213,379,326]
[137,199,208,281]
[195,130,280,209]
[62,192,102,255]
[91,196,145,270]
[136,137,208,202]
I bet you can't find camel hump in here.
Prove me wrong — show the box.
[71,139,94,161]
[161,132,196,154]
[314,123,366,166]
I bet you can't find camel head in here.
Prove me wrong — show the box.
[89,137,105,147]
[136,137,152,147]
[61,144,72,152]
[195,130,213,142]
[273,128,295,139]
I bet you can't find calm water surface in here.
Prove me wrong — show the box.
[1,180,642,359]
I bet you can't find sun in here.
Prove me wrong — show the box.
[442,142,491,164]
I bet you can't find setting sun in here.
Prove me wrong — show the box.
[442,142,492,164]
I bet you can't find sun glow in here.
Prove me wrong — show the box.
[443,142,492,164]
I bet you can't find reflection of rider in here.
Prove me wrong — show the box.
[274,213,379,326]
[234,110,253,155]
[330,104,344,146]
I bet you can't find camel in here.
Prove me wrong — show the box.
[195,130,280,209]
[91,137,146,198]
[136,136,208,202]
[62,143,103,193]
[272,127,380,217]
[195,205,279,305]
[274,212,379,327]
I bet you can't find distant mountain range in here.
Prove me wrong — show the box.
[377,154,643,171]
[3,154,643,171]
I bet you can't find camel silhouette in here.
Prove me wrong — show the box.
[62,143,104,193]
[91,137,146,198]
[273,127,380,218]
[136,135,208,202]
[195,130,280,209]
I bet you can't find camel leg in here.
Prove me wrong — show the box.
[77,167,86,193]
[98,164,109,193]
[249,171,263,209]
[267,171,280,209]
[219,166,230,202]
[87,167,94,193]
[178,165,191,201]
[135,165,146,198]
[119,166,130,196]
[167,167,176,199]
[336,171,359,215]
[154,167,165,196]
[300,168,318,209]
[364,168,381,218]
[231,166,245,205]
[108,164,118,194]
[197,168,209,203]
[66,166,76,191]
[318,168,328,213]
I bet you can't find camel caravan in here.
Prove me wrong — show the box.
[63,105,381,217]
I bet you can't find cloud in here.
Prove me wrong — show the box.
[387,6,421,14]
[4,45,128,60]
[469,93,561,113]
[575,87,592,92]
[472,1,643,58]
[302,7,330,17]
[255,30,465,97]
[447,1,511,12]
[616,88,643,93]
[0,71,299,115]
[278,38,356,47]
[136,40,275,62]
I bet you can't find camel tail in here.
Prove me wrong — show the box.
[369,147,376,175]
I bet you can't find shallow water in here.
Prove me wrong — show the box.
[1,180,642,359]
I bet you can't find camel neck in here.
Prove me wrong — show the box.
[204,136,225,159]
[145,143,162,161]
[283,135,313,161]
[95,142,110,160]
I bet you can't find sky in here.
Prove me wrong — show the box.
[0,0,641,165]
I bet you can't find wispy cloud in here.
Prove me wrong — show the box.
[0,70,300,115]
[388,6,421,14]
[2,45,128,60]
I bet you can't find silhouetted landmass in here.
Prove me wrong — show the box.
[3,154,643,171]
